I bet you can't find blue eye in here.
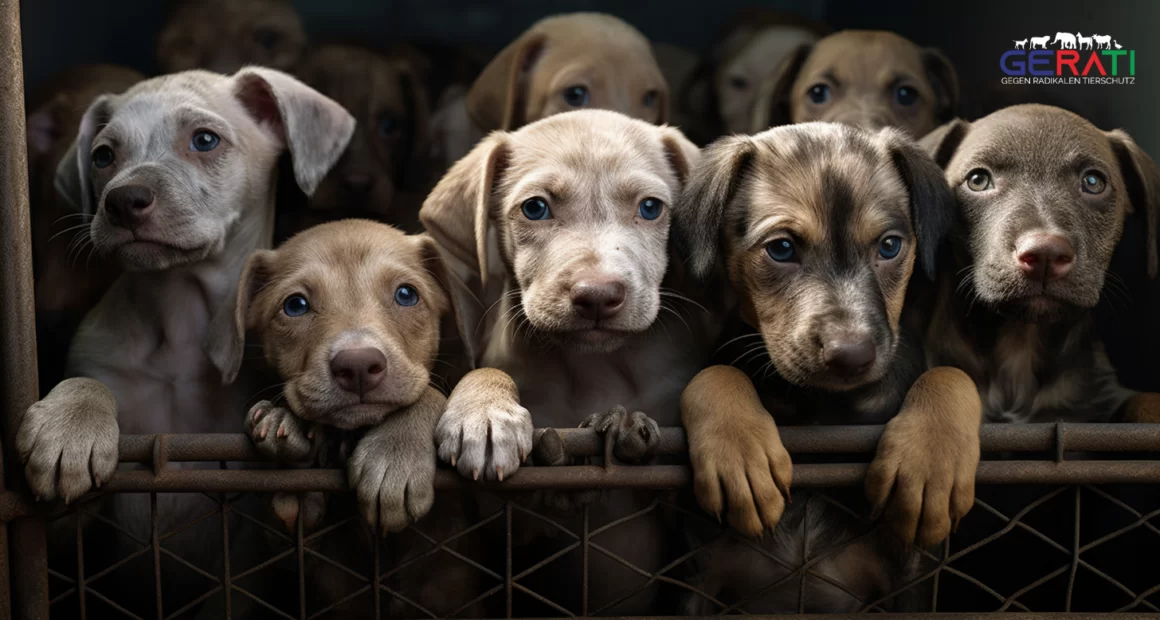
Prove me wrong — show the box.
[562,85,590,107]
[92,145,115,169]
[878,236,903,259]
[283,294,309,317]
[895,86,918,106]
[378,116,398,138]
[807,84,831,104]
[394,284,419,307]
[638,197,663,220]
[521,197,551,220]
[191,130,220,152]
[766,238,796,262]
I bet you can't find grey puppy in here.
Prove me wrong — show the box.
[920,104,1160,423]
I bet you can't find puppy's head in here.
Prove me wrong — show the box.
[752,30,958,138]
[420,109,699,354]
[676,123,954,391]
[921,104,1160,323]
[221,220,461,429]
[466,13,669,132]
[295,45,431,219]
[157,0,307,74]
[54,68,355,271]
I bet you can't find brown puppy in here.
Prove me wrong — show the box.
[675,123,980,612]
[430,12,670,169]
[286,45,432,235]
[157,0,307,74]
[751,30,958,138]
[920,104,1160,423]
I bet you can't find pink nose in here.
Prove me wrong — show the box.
[1015,233,1075,282]
[330,347,387,396]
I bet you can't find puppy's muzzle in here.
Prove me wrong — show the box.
[330,347,388,397]
[104,185,156,232]
[570,273,626,322]
[341,173,376,197]
[1015,232,1075,283]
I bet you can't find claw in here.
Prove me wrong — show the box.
[277,424,285,439]
[497,466,504,482]
[450,454,457,467]
[869,502,884,521]
[307,429,314,440]
[472,468,480,481]
[94,473,102,489]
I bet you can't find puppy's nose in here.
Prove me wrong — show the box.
[823,336,877,374]
[342,174,376,195]
[571,276,626,321]
[1015,233,1075,282]
[330,348,387,396]
[104,185,156,231]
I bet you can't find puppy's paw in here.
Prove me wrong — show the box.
[245,401,320,462]
[17,378,119,503]
[582,405,660,464]
[531,428,602,513]
[866,367,981,547]
[436,379,532,481]
[271,491,327,534]
[348,429,435,534]
[1122,392,1160,423]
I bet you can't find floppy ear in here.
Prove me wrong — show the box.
[750,43,811,132]
[661,126,701,186]
[918,118,971,169]
[418,133,510,288]
[881,129,957,281]
[466,33,548,131]
[206,249,275,384]
[672,135,755,279]
[922,48,960,124]
[26,95,65,157]
[232,67,356,196]
[53,95,114,215]
[416,234,477,368]
[1108,129,1160,278]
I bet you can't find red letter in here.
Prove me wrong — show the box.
[1082,53,1107,76]
[1056,50,1079,76]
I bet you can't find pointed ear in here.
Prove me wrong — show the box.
[419,133,510,289]
[880,128,957,281]
[672,134,756,279]
[919,118,971,168]
[53,94,113,215]
[660,126,701,186]
[751,43,811,132]
[232,67,356,196]
[416,234,477,368]
[466,33,548,131]
[922,48,960,124]
[1108,129,1160,278]
[206,249,275,384]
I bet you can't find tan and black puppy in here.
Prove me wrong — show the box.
[920,104,1160,423]
[675,123,980,613]
[751,30,958,138]
[157,0,307,74]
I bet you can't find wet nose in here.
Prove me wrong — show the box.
[330,347,387,396]
[571,276,626,321]
[823,335,877,374]
[1015,233,1075,282]
[342,173,375,195]
[104,185,156,231]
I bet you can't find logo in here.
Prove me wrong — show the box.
[1001,32,1135,85]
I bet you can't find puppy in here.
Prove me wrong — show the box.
[280,45,433,237]
[420,109,709,614]
[157,0,307,74]
[919,104,1160,423]
[15,68,353,614]
[675,123,980,612]
[25,64,144,394]
[430,12,670,170]
[751,30,958,138]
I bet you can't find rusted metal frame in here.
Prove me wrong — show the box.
[1065,487,1081,611]
[505,501,513,618]
[229,585,296,620]
[76,509,87,618]
[297,496,306,620]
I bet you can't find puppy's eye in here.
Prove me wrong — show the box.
[253,28,281,50]
[191,130,220,152]
[1081,170,1107,194]
[895,86,919,106]
[965,169,994,192]
[729,76,749,90]
[643,90,659,108]
[377,116,398,138]
[521,197,551,220]
[807,84,831,104]
[92,145,115,169]
[638,197,663,220]
[766,238,797,262]
[562,85,590,107]
[878,235,903,259]
[394,284,419,307]
[283,294,309,317]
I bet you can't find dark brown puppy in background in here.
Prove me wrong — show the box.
[920,104,1160,423]
[676,123,980,612]
[157,0,307,74]
[751,30,958,138]
[25,64,144,395]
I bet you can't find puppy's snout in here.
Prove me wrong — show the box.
[105,185,156,231]
[570,274,626,321]
[342,173,376,195]
[1015,233,1075,282]
[330,347,387,396]
[822,335,877,374]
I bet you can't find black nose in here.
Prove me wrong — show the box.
[342,173,376,195]
[823,336,877,374]
[330,347,387,396]
[104,185,156,231]
[571,277,626,321]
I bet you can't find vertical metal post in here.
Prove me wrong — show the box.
[0,0,49,618]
